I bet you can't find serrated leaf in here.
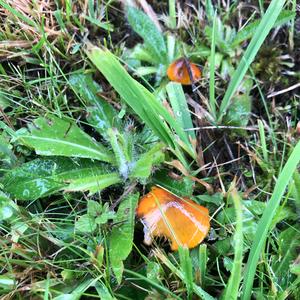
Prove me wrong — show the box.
[127,43,158,64]
[127,6,167,64]
[16,115,113,163]
[0,134,17,168]
[109,193,139,284]
[65,172,120,194]
[223,257,234,272]
[2,157,120,200]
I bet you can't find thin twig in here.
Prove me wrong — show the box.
[267,82,300,98]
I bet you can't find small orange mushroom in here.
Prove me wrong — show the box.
[136,186,210,251]
[167,58,201,85]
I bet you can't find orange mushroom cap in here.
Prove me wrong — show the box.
[136,186,210,251]
[167,58,201,85]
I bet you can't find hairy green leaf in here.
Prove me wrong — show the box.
[16,115,113,163]
[127,6,167,64]
[69,73,121,140]
[109,193,139,284]
[130,143,165,180]
[2,157,120,200]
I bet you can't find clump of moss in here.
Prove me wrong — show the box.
[253,45,294,87]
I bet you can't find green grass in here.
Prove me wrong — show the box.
[217,0,287,122]
[242,140,300,299]
[0,0,299,299]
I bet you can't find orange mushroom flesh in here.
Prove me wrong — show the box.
[167,58,201,85]
[136,186,210,251]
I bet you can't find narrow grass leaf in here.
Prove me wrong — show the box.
[258,120,268,161]
[168,0,176,29]
[0,0,36,27]
[124,269,181,300]
[231,10,295,47]
[87,47,173,146]
[154,249,215,300]
[166,82,196,141]
[242,140,300,299]
[222,188,243,300]
[87,47,196,159]
[291,171,300,209]
[95,282,116,300]
[208,12,217,120]
[218,0,286,122]
[53,278,98,300]
[205,0,214,22]
[178,247,194,300]
[199,244,208,287]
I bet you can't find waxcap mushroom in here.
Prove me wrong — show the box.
[137,186,210,251]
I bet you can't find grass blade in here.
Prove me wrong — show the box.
[217,0,286,122]
[222,187,243,300]
[258,120,268,162]
[154,249,216,300]
[198,244,208,287]
[166,82,196,141]
[208,11,217,120]
[168,0,176,29]
[178,247,194,300]
[86,46,196,161]
[231,10,295,47]
[242,140,300,299]
[0,0,36,27]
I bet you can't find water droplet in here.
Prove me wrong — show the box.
[22,189,30,197]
